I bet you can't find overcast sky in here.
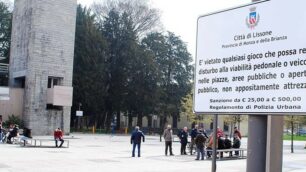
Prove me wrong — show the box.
[78,0,251,59]
[6,0,252,59]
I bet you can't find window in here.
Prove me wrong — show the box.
[46,104,63,110]
[14,77,25,88]
[48,77,62,88]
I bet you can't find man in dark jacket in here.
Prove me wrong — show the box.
[195,129,206,160]
[7,124,19,144]
[233,133,241,156]
[189,125,198,155]
[224,134,232,156]
[218,136,225,158]
[177,127,188,155]
[131,126,145,157]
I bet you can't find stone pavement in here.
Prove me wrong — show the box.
[0,134,305,172]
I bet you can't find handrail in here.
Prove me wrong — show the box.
[0,63,9,74]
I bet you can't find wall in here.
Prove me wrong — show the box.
[0,88,24,121]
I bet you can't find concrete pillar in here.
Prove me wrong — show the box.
[266,116,283,172]
[247,115,267,172]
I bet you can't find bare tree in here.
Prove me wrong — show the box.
[92,0,161,38]
[0,0,13,11]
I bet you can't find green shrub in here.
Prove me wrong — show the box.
[2,115,24,128]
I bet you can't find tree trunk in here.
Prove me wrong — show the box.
[238,115,241,130]
[137,113,143,127]
[172,114,177,129]
[128,113,133,130]
[230,122,233,139]
[159,116,165,142]
[105,110,112,132]
[116,110,120,130]
[148,115,152,134]
[148,115,152,128]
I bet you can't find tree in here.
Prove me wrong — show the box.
[223,115,247,138]
[180,91,213,128]
[92,0,161,38]
[0,1,12,63]
[142,31,193,137]
[101,9,141,130]
[73,5,108,129]
[284,115,304,153]
[72,3,193,133]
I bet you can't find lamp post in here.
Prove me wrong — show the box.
[77,103,82,131]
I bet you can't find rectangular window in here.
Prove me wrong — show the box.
[47,77,63,88]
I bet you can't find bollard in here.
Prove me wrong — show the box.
[125,127,128,134]
[92,125,95,134]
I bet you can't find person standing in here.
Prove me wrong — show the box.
[233,133,241,156]
[54,128,64,148]
[163,125,174,156]
[177,127,188,155]
[206,133,213,158]
[130,126,145,157]
[189,124,198,155]
[195,129,206,160]
[234,127,242,139]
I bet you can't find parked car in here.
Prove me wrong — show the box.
[297,129,306,135]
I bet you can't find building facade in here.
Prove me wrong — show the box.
[8,0,77,135]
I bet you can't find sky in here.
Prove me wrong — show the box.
[78,0,252,59]
[6,0,252,59]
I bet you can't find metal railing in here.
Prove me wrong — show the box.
[0,63,9,74]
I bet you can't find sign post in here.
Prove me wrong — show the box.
[194,0,306,171]
[212,115,218,172]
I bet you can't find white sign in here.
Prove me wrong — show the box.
[194,0,306,114]
[76,111,83,117]
[153,115,158,120]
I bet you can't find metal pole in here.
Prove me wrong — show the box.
[212,114,218,172]
[78,103,82,130]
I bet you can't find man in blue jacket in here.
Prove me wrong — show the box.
[190,125,198,155]
[131,126,145,157]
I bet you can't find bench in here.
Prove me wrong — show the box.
[20,138,69,148]
[206,148,247,160]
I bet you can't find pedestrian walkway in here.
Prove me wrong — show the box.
[0,134,305,172]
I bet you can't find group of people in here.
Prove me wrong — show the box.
[0,122,64,148]
[0,123,20,144]
[177,125,242,160]
[129,124,242,160]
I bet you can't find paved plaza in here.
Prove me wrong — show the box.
[0,134,305,172]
